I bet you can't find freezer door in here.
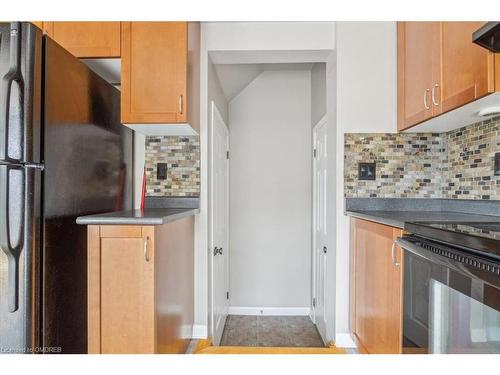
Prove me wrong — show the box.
[42,36,132,354]
[0,22,42,354]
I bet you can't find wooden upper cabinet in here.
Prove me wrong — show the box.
[42,22,121,58]
[397,22,440,131]
[441,22,495,113]
[121,22,188,124]
[351,218,403,354]
[397,21,498,131]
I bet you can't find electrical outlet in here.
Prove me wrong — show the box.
[495,152,500,176]
[358,162,376,180]
[157,163,168,180]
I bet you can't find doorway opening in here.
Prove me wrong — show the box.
[208,60,328,348]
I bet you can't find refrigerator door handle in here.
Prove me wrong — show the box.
[0,163,25,312]
[0,22,24,163]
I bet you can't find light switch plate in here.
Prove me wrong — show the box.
[157,163,168,180]
[358,162,376,180]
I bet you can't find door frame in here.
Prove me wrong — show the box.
[209,101,230,345]
[311,115,327,339]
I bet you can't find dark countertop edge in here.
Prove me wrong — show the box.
[76,208,200,226]
[144,196,200,209]
[345,197,500,217]
[345,211,405,229]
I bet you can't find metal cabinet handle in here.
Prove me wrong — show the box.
[144,236,150,262]
[423,88,430,110]
[431,83,439,106]
[391,240,400,267]
[178,94,183,115]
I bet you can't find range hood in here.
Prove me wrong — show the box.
[473,22,500,52]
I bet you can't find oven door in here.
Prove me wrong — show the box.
[399,237,500,354]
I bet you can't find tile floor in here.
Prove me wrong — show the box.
[220,315,325,347]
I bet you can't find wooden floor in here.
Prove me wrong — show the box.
[194,339,347,354]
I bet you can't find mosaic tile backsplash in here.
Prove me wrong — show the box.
[145,136,200,197]
[345,117,500,200]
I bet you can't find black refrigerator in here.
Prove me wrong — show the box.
[0,22,133,354]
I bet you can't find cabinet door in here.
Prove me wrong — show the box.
[121,22,187,124]
[398,22,440,131]
[440,22,495,113]
[99,228,155,354]
[42,22,121,58]
[352,219,403,354]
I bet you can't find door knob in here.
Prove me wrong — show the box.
[213,247,223,256]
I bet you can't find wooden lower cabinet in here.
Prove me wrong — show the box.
[87,217,194,354]
[351,218,404,354]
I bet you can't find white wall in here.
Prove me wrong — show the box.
[207,57,229,123]
[228,69,312,309]
[204,22,335,52]
[311,63,326,126]
[333,22,397,342]
[197,21,335,339]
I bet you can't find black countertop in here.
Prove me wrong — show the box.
[345,198,500,229]
[345,210,500,229]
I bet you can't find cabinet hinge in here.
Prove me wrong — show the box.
[312,298,316,308]
[226,150,229,159]
[313,149,317,158]
[226,292,229,300]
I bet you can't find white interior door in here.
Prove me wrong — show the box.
[210,102,230,345]
[312,119,328,344]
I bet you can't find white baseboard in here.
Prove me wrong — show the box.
[192,325,208,339]
[228,306,311,316]
[180,324,193,340]
[335,333,357,348]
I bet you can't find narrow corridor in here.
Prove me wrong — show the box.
[220,316,325,347]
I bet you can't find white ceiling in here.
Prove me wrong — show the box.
[214,63,315,102]
[213,64,264,101]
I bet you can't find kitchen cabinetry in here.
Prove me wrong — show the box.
[397,22,440,129]
[440,22,495,113]
[40,22,121,58]
[350,218,403,354]
[120,22,200,130]
[87,217,194,354]
[397,22,497,131]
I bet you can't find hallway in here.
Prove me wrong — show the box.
[220,316,324,347]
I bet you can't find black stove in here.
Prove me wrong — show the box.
[399,221,500,354]
[404,221,500,261]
